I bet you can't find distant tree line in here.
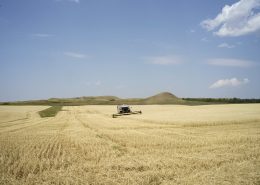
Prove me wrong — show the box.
[183,98,260,104]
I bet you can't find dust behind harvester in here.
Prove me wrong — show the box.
[112,105,142,118]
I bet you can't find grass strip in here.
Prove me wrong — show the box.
[38,106,63,118]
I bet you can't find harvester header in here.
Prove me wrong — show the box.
[112,105,142,118]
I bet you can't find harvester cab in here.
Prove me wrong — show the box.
[117,105,131,114]
[112,105,142,118]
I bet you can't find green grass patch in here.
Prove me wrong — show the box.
[38,106,63,118]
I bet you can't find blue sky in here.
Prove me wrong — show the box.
[0,0,260,101]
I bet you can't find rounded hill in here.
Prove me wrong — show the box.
[144,92,182,104]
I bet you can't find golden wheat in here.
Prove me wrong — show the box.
[0,104,259,185]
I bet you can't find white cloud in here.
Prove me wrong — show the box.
[69,0,80,3]
[64,52,87,59]
[201,37,209,42]
[201,0,260,37]
[56,0,80,3]
[116,85,126,89]
[218,43,235,48]
[32,33,53,38]
[86,81,101,86]
[207,58,255,67]
[95,81,101,86]
[145,56,182,65]
[210,78,249,88]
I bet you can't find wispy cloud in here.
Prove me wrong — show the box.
[207,58,256,67]
[210,78,249,89]
[201,37,209,42]
[56,0,80,3]
[64,52,87,59]
[95,81,101,86]
[116,85,126,89]
[201,0,260,37]
[86,81,101,86]
[218,43,235,49]
[70,0,79,3]
[145,55,183,65]
[32,33,53,38]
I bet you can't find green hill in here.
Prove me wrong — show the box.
[144,92,183,104]
[0,92,210,106]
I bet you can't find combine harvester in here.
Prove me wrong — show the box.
[112,105,142,118]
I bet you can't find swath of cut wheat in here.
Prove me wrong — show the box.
[0,104,259,185]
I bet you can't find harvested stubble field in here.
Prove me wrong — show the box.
[0,104,260,185]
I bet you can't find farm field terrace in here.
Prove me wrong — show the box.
[0,104,260,185]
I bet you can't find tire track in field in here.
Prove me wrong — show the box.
[0,117,28,125]
[0,119,31,129]
[74,111,192,156]
[91,110,182,130]
[0,116,40,129]
[0,111,35,128]
[81,109,204,145]
[73,111,129,156]
[0,119,46,133]
[77,112,198,145]
[3,118,54,133]
[29,115,70,174]
[37,134,64,160]
[0,110,51,133]
[3,111,68,133]
[0,110,34,124]
[2,111,70,166]
[75,110,149,136]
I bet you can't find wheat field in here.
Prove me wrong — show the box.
[0,104,259,185]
